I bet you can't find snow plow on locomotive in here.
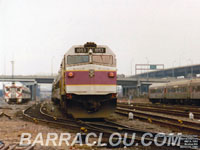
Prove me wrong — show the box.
[52,42,117,118]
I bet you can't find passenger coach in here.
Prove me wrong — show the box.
[149,79,200,105]
[3,82,31,104]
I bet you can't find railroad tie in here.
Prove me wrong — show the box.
[24,145,34,150]
[7,144,17,150]
[0,112,12,120]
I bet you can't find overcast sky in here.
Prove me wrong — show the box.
[0,0,200,76]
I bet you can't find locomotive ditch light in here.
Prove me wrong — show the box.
[108,72,115,78]
[68,72,74,78]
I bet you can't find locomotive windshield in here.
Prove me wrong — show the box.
[67,55,113,65]
[10,87,17,92]
[92,55,113,64]
[67,55,89,64]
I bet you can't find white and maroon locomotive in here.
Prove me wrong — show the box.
[52,42,117,118]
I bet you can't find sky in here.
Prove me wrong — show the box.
[0,0,200,76]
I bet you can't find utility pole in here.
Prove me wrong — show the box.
[172,60,176,78]
[131,58,134,75]
[11,60,14,79]
[4,55,6,75]
[51,56,55,76]
[145,57,149,79]
[187,59,193,79]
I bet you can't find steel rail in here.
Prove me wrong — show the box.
[117,103,200,119]
[116,107,200,136]
[23,104,81,130]
[22,103,195,149]
[0,143,34,150]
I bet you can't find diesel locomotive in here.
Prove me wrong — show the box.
[52,42,117,118]
[149,78,200,105]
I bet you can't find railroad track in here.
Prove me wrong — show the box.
[23,103,80,130]
[27,103,157,136]
[22,102,185,149]
[116,107,200,136]
[118,102,200,111]
[0,143,34,150]
[118,103,200,119]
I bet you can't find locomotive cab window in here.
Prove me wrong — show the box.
[92,55,113,65]
[67,55,89,64]
[11,88,17,92]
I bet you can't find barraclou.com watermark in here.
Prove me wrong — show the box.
[19,132,199,148]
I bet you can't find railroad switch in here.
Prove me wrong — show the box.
[80,127,88,133]
[178,120,183,124]
[117,127,123,131]
[80,127,88,144]
[33,118,38,123]
[148,118,152,123]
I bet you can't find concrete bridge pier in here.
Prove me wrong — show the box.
[137,80,141,97]
[29,82,38,100]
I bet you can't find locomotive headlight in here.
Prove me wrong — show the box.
[108,72,115,78]
[17,99,22,103]
[68,72,74,78]
[111,93,117,98]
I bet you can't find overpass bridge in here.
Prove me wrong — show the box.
[0,75,55,83]
[0,75,171,99]
[133,64,200,79]
[1,64,199,99]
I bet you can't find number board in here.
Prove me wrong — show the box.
[75,48,88,53]
[93,47,106,53]
[75,47,106,53]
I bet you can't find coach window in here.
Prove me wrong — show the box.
[92,55,113,64]
[151,89,156,93]
[183,87,187,92]
[67,55,89,64]
[192,86,197,92]
[172,88,175,93]
[156,89,162,93]
[196,86,200,92]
